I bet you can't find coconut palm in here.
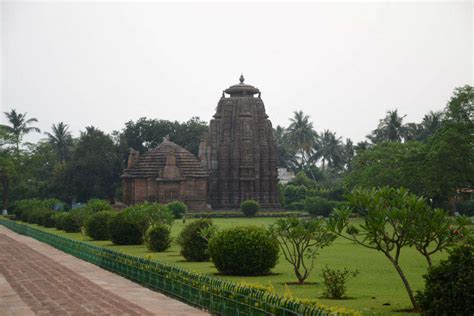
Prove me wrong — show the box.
[0,109,40,153]
[44,122,73,163]
[367,109,409,143]
[312,130,345,171]
[287,111,318,167]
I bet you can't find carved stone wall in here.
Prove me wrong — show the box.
[199,76,280,209]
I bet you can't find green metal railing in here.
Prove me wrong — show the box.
[0,219,334,316]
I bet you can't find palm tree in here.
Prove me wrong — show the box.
[0,109,40,153]
[287,111,318,167]
[367,109,409,143]
[418,111,444,141]
[312,130,345,171]
[44,122,73,163]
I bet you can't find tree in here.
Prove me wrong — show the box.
[273,125,298,170]
[367,109,409,143]
[0,109,40,153]
[344,138,355,171]
[345,142,428,197]
[287,111,318,167]
[312,130,345,172]
[269,216,335,284]
[445,85,473,123]
[0,154,15,210]
[328,187,429,311]
[44,122,73,163]
[66,126,122,202]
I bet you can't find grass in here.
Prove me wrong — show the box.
[9,217,454,315]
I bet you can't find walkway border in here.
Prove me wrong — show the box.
[0,219,333,316]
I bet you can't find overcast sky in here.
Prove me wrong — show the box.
[1,1,473,145]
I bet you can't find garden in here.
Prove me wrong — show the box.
[4,190,473,316]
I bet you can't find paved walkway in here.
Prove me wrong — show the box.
[0,226,208,316]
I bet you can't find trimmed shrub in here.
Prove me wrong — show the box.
[62,213,81,233]
[68,207,94,229]
[109,212,142,245]
[53,212,68,230]
[40,211,56,228]
[283,184,307,205]
[304,197,334,217]
[123,202,174,236]
[85,211,115,240]
[240,200,260,217]
[416,245,474,315]
[177,219,214,262]
[167,201,188,219]
[12,199,44,221]
[145,224,172,252]
[208,226,279,275]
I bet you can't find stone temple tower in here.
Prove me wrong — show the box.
[199,75,280,209]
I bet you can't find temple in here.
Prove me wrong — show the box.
[121,76,280,210]
[199,75,280,209]
[121,138,208,211]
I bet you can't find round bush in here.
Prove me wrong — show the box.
[208,226,279,275]
[177,219,214,262]
[109,212,142,245]
[62,213,81,233]
[416,245,474,314]
[41,211,56,228]
[53,212,68,230]
[145,224,172,252]
[167,201,188,219]
[85,211,115,240]
[304,197,334,217]
[240,200,260,217]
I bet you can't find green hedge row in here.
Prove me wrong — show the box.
[0,219,343,316]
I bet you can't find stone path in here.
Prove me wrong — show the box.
[0,226,208,316]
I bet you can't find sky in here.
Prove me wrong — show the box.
[1,1,473,145]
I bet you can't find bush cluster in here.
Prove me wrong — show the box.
[321,266,359,299]
[177,219,214,261]
[240,200,260,217]
[208,226,279,276]
[304,197,342,217]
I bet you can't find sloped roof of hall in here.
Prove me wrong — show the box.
[121,139,208,179]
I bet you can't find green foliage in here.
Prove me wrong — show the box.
[209,226,279,276]
[12,199,44,221]
[456,199,474,216]
[167,201,187,219]
[62,213,81,233]
[53,212,67,230]
[65,126,122,202]
[85,211,115,240]
[145,224,172,252]
[84,198,113,213]
[123,202,174,236]
[177,219,215,262]
[416,245,474,315]
[109,211,142,245]
[304,197,334,217]
[328,186,466,311]
[284,201,305,211]
[240,199,260,217]
[269,216,335,284]
[321,266,359,299]
[284,184,307,205]
[68,207,94,229]
[40,210,56,227]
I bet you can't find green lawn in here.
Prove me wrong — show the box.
[13,218,450,315]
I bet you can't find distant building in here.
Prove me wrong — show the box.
[278,168,295,184]
[121,138,208,211]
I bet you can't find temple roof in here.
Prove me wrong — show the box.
[121,139,208,179]
[224,74,260,96]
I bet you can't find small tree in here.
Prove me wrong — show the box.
[321,266,359,299]
[329,187,428,311]
[269,216,335,284]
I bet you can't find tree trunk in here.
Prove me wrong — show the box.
[387,255,419,311]
[2,181,8,210]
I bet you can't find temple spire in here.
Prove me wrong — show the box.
[239,74,245,84]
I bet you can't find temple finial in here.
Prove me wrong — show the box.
[239,74,245,84]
